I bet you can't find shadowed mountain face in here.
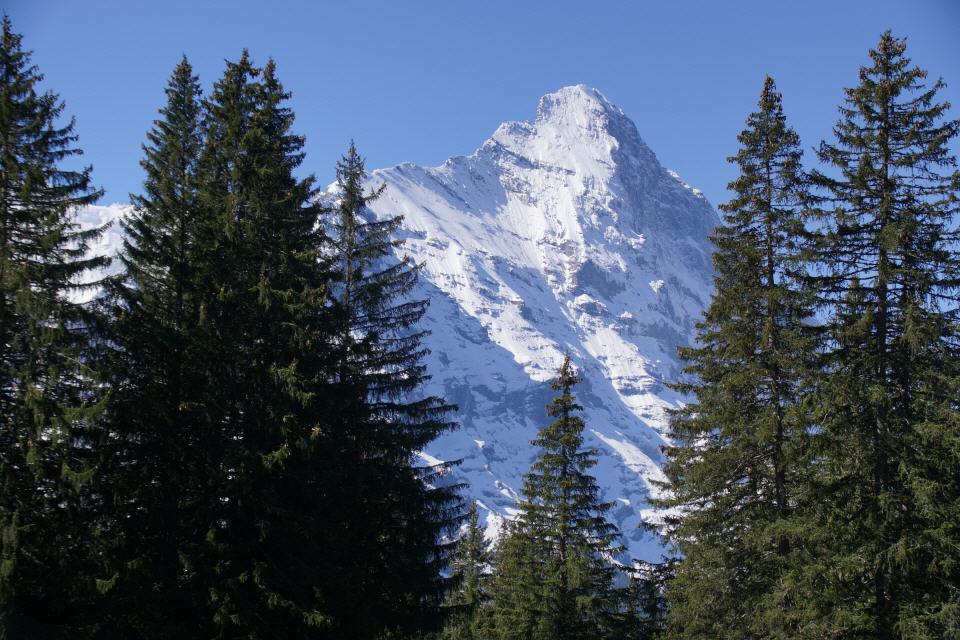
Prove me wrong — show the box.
[81,86,718,561]
[356,85,718,560]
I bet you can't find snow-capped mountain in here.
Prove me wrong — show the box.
[79,85,718,561]
[355,85,718,560]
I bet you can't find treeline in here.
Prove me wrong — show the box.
[0,15,460,638]
[1,13,958,640]
[655,32,960,640]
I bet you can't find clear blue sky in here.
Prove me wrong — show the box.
[8,0,960,207]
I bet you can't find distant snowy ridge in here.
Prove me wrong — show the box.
[78,86,719,561]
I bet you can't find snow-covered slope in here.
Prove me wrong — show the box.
[72,203,128,302]
[78,86,718,561]
[356,86,718,560]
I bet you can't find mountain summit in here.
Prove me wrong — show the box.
[356,85,719,560]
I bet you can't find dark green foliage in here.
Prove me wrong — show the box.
[187,52,335,637]
[0,16,107,637]
[318,142,461,639]
[652,33,959,640]
[440,504,491,640]
[487,519,545,640]
[904,367,960,639]
[621,560,672,640]
[489,356,624,640]
[100,51,338,637]
[655,77,815,639]
[804,31,960,639]
[95,56,211,637]
[94,55,463,639]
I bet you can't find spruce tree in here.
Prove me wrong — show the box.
[0,16,107,636]
[805,31,959,639]
[490,356,624,640]
[190,53,338,637]
[622,561,671,640]
[96,56,210,636]
[654,76,815,639]
[441,503,491,640]
[319,142,460,639]
[488,519,543,640]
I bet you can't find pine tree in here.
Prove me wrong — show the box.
[95,56,211,636]
[654,77,815,639]
[805,31,960,639]
[318,142,460,638]
[0,15,107,636]
[441,503,491,640]
[490,356,624,640]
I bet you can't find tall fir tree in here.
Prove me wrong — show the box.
[441,503,491,640]
[654,77,815,639]
[318,142,460,639]
[490,356,624,640]
[189,53,339,637]
[95,56,211,637]
[0,16,108,637]
[805,31,959,639]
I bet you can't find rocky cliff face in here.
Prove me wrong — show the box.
[355,85,718,560]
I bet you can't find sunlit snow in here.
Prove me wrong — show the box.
[353,86,718,561]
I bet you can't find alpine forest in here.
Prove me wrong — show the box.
[1,14,957,640]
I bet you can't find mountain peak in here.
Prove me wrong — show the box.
[535,84,625,128]
[343,89,718,560]
[484,85,652,181]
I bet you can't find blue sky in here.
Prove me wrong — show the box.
[8,0,960,207]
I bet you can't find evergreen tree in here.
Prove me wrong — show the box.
[621,560,672,640]
[318,142,460,638]
[805,31,960,639]
[95,57,210,637]
[0,16,107,636]
[654,76,815,639]
[179,52,333,636]
[490,356,624,640]
[488,519,544,640]
[441,503,491,640]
